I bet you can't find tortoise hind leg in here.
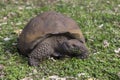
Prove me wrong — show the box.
[28,42,54,66]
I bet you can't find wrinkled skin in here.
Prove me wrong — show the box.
[28,36,88,66]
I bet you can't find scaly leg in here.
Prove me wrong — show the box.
[28,42,54,66]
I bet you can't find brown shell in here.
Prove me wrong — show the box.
[17,11,85,56]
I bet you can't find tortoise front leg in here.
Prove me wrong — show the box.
[28,56,40,66]
[28,42,54,66]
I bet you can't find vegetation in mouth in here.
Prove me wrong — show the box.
[71,48,82,54]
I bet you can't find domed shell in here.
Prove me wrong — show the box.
[17,11,85,56]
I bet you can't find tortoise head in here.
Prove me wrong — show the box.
[62,39,89,59]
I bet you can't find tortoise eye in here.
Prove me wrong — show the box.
[72,44,77,47]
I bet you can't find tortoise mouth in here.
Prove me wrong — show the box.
[68,48,88,59]
[69,48,82,54]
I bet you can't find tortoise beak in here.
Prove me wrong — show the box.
[76,51,89,59]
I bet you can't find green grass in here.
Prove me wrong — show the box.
[0,0,120,80]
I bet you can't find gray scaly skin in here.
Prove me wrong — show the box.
[28,36,68,66]
[28,36,88,66]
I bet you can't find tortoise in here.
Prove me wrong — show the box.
[17,11,89,66]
